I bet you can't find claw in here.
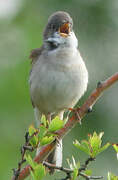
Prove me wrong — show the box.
[69,108,81,124]
[75,110,81,124]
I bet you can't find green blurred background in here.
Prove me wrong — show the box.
[0,0,118,179]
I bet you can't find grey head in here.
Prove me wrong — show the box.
[43,11,73,40]
[43,11,77,51]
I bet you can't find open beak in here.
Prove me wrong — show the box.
[58,22,70,38]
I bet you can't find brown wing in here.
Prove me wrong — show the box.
[29,46,44,107]
[29,46,43,65]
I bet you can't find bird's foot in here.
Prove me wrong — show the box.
[69,107,82,124]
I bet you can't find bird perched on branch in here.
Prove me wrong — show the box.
[29,11,88,172]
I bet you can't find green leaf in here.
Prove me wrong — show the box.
[112,144,118,159]
[38,125,47,141]
[108,172,118,180]
[29,125,37,136]
[67,156,80,170]
[85,169,92,176]
[88,132,110,157]
[72,168,78,180]
[72,156,76,167]
[25,154,36,169]
[28,125,38,147]
[98,143,110,154]
[89,132,103,157]
[73,132,110,158]
[73,140,90,155]
[67,157,79,180]
[41,115,47,127]
[40,136,54,146]
[25,154,46,180]
[30,137,38,147]
[30,171,35,180]
[29,135,38,147]
[112,144,118,153]
[67,158,72,170]
[31,164,46,180]
[48,116,64,132]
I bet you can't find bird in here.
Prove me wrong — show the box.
[29,11,88,172]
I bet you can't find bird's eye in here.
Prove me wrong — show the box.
[51,24,57,31]
[52,25,55,29]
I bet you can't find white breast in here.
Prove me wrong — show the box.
[29,46,88,114]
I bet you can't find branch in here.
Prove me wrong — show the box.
[43,161,103,180]
[11,72,118,180]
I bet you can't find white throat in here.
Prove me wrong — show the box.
[46,31,78,51]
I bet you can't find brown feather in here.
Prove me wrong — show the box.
[29,46,44,107]
[29,46,43,65]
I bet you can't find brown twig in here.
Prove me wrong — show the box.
[43,161,103,180]
[79,157,95,171]
[79,173,103,180]
[11,72,118,180]
[12,131,38,180]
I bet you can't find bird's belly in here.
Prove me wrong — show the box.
[30,62,88,114]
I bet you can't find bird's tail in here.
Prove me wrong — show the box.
[47,139,62,174]
[34,107,63,173]
[36,139,62,174]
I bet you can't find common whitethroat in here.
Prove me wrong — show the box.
[29,11,88,171]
